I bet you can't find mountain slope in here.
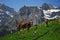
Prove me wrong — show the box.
[0,3,17,27]
[0,19,60,40]
[0,3,17,36]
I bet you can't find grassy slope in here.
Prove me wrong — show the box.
[0,20,60,40]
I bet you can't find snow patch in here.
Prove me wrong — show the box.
[6,11,13,18]
[43,9,60,20]
[10,15,13,18]
[47,9,60,12]
[6,11,10,15]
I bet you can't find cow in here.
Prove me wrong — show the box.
[17,20,33,31]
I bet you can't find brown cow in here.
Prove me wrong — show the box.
[17,20,33,31]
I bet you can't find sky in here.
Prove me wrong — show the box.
[0,0,60,12]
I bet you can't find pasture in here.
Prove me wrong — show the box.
[0,20,60,40]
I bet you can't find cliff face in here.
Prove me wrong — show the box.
[18,6,44,25]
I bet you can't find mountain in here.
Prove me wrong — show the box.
[0,3,60,37]
[19,5,44,25]
[0,3,17,36]
[41,3,60,20]
[0,3,17,26]
[18,4,60,25]
[41,3,54,10]
[0,3,16,15]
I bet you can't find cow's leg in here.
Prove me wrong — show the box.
[17,25,21,31]
[45,19,48,27]
[22,25,25,30]
[34,25,38,30]
[27,27,30,30]
[27,27,30,32]
[27,24,31,32]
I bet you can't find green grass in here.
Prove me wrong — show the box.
[0,19,60,40]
